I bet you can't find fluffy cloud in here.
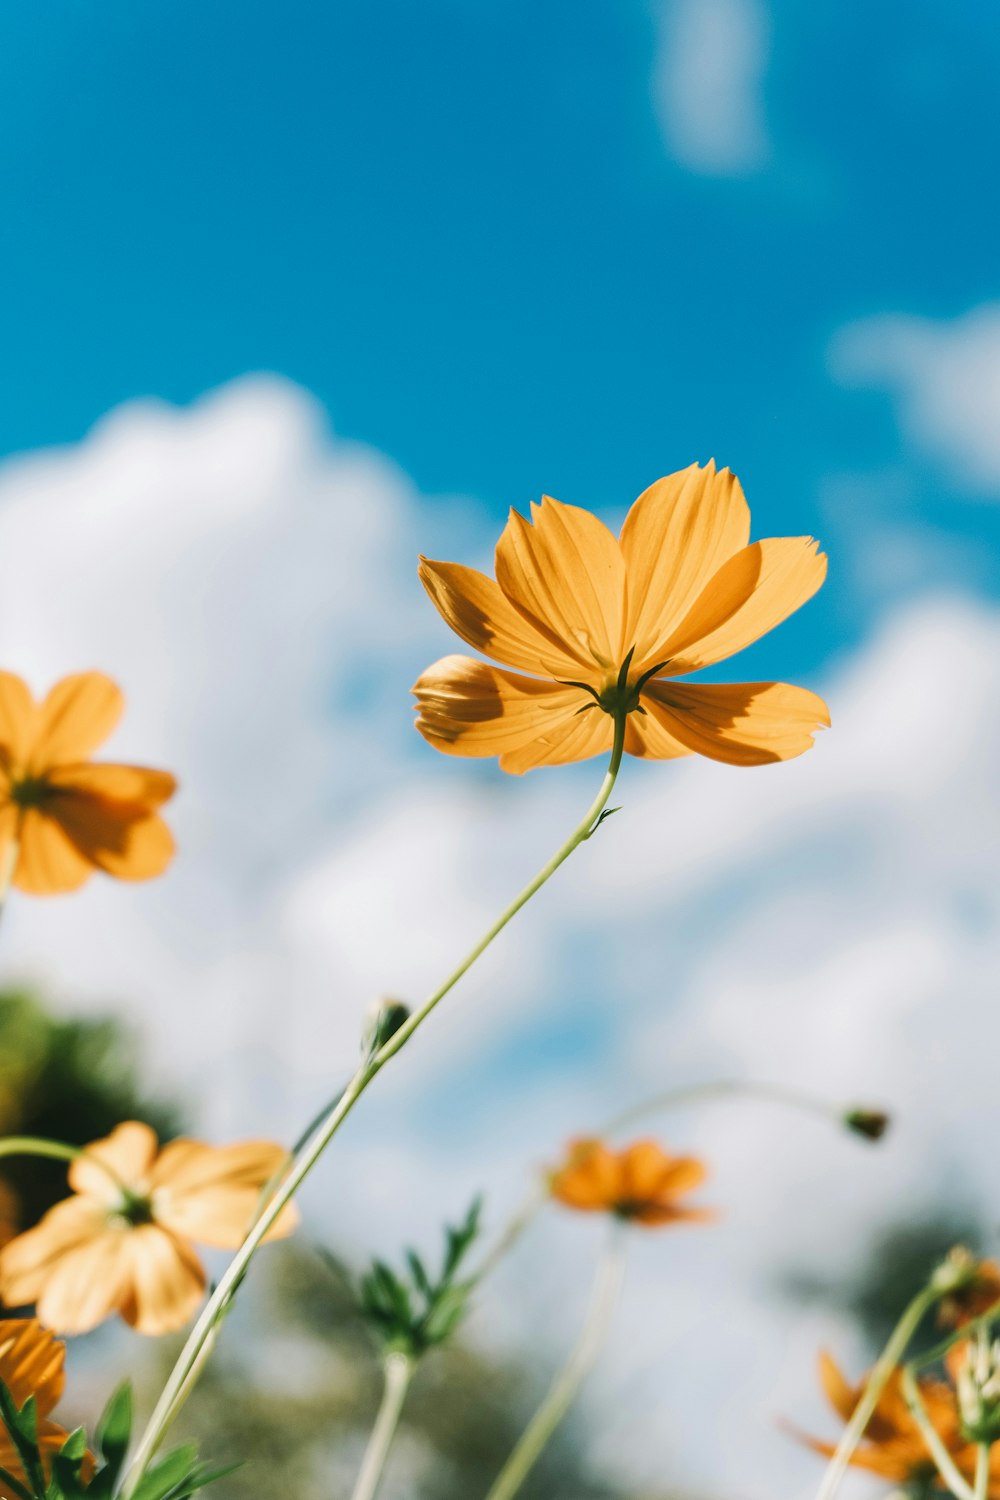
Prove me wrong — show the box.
[831,303,1000,495]
[0,381,996,1493]
[651,0,771,175]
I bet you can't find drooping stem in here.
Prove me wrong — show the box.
[0,1135,127,1193]
[815,1283,940,1500]
[120,713,628,1497]
[900,1366,975,1500]
[483,1226,627,1500]
[0,838,18,931]
[602,1078,856,1136]
[349,1353,414,1500]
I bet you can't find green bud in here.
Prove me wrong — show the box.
[361,997,411,1058]
[843,1107,890,1142]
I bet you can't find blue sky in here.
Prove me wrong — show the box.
[3,0,999,682]
[2,5,1000,1492]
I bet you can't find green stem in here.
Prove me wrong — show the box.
[602,1078,852,1137]
[0,1136,126,1193]
[349,1353,414,1500]
[815,1284,940,1500]
[975,1442,991,1500]
[119,713,628,1498]
[900,1366,975,1500]
[483,1226,628,1500]
[0,838,18,931]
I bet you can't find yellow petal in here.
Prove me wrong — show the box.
[642,680,830,766]
[418,558,584,677]
[817,1351,860,1424]
[0,1198,109,1308]
[150,1139,299,1248]
[622,708,692,761]
[619,462,751,671]
[13,810,94,894]
[494,497,627,671]
[413,654,595,764]
[0,673,37,772]
[30,672,124,769]
[69,1122,159,1202]
[498,702,615,774]
[655,537,827,674]
[33,1226,134,1336]
[48,763,177,809]
[118,1226,206,1335]
[550,1140,622,1212]
[44,793,176,883]
[0,1317,65,1415]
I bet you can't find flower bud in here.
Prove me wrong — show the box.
[958,1339,1000,1443]
[361,997,412,1058]
[843,1108,890,1142]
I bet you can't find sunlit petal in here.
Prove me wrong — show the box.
[418,557,583,677]
[31,672,124,767]
[642,680,830,765]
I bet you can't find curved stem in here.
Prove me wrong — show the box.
[602,1078,850,1138]
[815,1283,940,1500]
[120,714,628,1498]
[0,838,18,931]
[483,1226,627,1500]
[0,1135,127,1193]
[349,1353,414,1500]
[900,1366,975,1500]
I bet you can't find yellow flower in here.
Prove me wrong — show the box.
[0,671,176,895]
[0,1123,298,1336]
[414,462,829,772]
[798,1352,1000,1494]
[0,1316,89,1487]
[548,1138,712,1227]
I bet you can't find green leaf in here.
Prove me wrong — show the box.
[95,1380,132,1481]
[130,1445,201,1500]
[0,1384,46,1498]
[0,1463,33,1500]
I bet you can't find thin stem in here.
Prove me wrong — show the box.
[815,1284,940,1500]
[0,1136,127,1193]
[900,1366,975,1500]
[483,1227,628,1500]
[349,1353,414,1500]
[602,1078,849,1138]
[120,714,628,1498]
[0,838,18,931]
[472,1184,548,1284]
[975,1443,991,1500]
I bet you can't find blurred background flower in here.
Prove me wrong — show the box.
[0,2,997,1495]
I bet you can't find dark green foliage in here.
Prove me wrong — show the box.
[347,1198,483,1359]
[0,989,182,1231]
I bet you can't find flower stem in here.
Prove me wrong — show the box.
[0,838,18,931]
[900,1366,975,1500]
[349,1353,414,1500]
[483,1226,628,1500]
[975,1442,991,1500]
[815,1283,941,1500]
[0,1135,126,1192]
[602,1078,861,1137]
[119,713,628,1498]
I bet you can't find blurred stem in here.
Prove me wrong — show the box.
[815,1283,941,1500]
[483,1226,628,1500]
[976,1443,991,1500]
[119,712,628,1499]
[0,1135,126,1192]
[473,1184,548,1283]
[0,837,18,930]
[349,1353,414,1500]
[900,1367,975,1500]
[603,1078,851,1136]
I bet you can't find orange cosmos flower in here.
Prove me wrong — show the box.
[413,462,829,773]
[0,671,177,895]
[548,1138,712,1227]
[798,1352,1000,1494]
[0,1123,297,1336]
[0,1316,89,1487]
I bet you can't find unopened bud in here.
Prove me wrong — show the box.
[931,1246,979,1297]
[843,1108,890,1142]
[958,1339,1000,1443]
[362,997,411,1058]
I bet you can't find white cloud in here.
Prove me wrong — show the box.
[831,303,1000,495]
[0,382,997,1493]
[652,0,771,175]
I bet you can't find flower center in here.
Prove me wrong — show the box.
[9,775,52,809]
[113,1191,156,1228]
[562,648,669,721]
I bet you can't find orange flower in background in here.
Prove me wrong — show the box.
[798,1352,1000,1495]
[549,1138,712,1227]
[0,1123,298,1336]
[0,1317,88,1486]
[0,671,177,895]
[414,462,829,773]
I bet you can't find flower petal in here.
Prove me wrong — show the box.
[31,673,124,768]
[0,1198,110,1309]
[32,1226,135,1336]
[550,1140,622,1212]
[0,1318,65,1414]
[497,702,615,775]
[655,537,827,674]
[150,1139,298,1249]
[622,709,692,761]
[13,810,94,894]
[642,680,830,766]
[48,763,177,809]
[413,654,595,764]
[43,793,176,882]
[0,673,36,772]
[619,462,751,671]
[69,1122,159,1203]
[118,1226,206,1335]
[418,558,583,677]
[494,497,627,671]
